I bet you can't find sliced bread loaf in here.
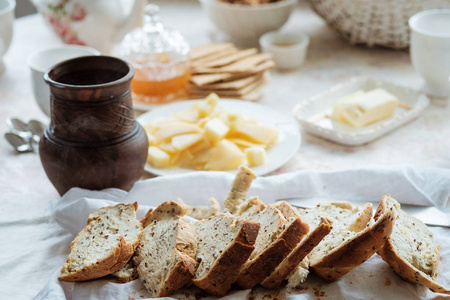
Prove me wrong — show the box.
[59,203,143,282]
[306,197,397,281]
[235,202,309,289]
[261,213,332,289]
[135,201,198,297]
[377,196,450,294]
[192,213,260,296]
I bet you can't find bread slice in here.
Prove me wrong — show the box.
[378,196,450,294]
[177,197,221,220]
[224,165,257,214]
[306,197,397,281]
[286,257,310,288]
[192,213,260,296]
[110,259,138,283]
[234,200,309,289]
[134,201,198,297]
[260,213,332,289]
[58,203,142,282]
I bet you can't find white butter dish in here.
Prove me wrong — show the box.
[293,77,430,146]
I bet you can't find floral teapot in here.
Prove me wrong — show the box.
[31,0,145,54]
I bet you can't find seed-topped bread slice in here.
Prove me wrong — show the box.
[223,166,309,289]
[192,213,260,296]
[378,196,450,294]
[234,200,309,289]
[287,257,310,288]
[135,201,198,298]
[260,204,332,289]
[306,197,397,281]
[110,259,138,283]
[59,202,143,282]
[224,165,257,214]
[177,197,221,220]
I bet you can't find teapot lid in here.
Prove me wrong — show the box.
[118,4,190,66]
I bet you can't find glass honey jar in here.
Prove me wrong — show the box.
[118,4,190,105]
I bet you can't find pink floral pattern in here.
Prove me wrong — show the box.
[46,0,87,45]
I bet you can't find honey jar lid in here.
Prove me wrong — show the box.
[118,3,190,67]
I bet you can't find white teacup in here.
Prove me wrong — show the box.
[409,9,450,98]
[27,45,101,116]
[259,31,309,70]
[0,0,15,71]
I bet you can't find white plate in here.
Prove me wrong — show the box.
[137,99,301,176]
[293,77,430,146]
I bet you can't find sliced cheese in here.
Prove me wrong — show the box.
[171,133,204,151]
[245,146,266,167]
[230,122,278,146]
[204,118,230,142]
[205,139,245,171]
[152,121,201,143]
[147,146,171,168]
[331,88,399,128]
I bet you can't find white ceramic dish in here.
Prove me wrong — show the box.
[199,0,296,44]
[137,99,301,176]
[293,77,430,146]
[259,31,309,70]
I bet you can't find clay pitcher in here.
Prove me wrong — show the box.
[40,55,148,195]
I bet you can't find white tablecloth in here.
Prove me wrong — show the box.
[23,166,450,300]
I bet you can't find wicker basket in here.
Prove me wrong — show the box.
[307,0,450,49]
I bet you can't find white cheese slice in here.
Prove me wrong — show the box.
[245,146,266,167]
[147,146,171,168]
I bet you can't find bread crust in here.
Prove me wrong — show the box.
[224,165,257,214]
[59,203,142,282]
[310,197,396,282]
[236,216,309,289]
[377,196,450,295]
[158,253,199,297]
[59,233,127,281]
[192,219,260,297]
[261,217,333,289]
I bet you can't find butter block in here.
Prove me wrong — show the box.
[147,146,171,168]
[330,90,364,121]
[332,88,399,128]
[245,146,266,167]
[204,118,230,142]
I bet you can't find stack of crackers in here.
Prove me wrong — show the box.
[188,43,274,101]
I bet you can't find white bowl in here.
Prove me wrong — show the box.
[259,31,309,70]
[27,45,101,116]
[199,0,296,44]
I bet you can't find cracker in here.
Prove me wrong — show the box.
[198,48,258,68]
[192,47,238,67]
[193,53,273,74]
[190,43,235,61]
[189,75,261,91]
[189,76,266,98]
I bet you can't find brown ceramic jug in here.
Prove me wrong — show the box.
[40,56,148,195]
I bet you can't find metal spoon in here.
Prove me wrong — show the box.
[28,119,46,144]
[6,118,32,141]
[4,132,34,152]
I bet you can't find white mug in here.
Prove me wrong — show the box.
[409,9,450,98]
[0,0,15,71]
[27,45,101,116]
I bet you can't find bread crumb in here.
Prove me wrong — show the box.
[384,277,391,286]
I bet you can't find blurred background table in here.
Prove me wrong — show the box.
[1,1,450,297]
